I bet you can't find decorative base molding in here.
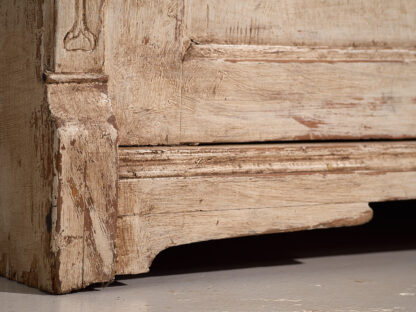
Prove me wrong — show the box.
[115,142,416,275]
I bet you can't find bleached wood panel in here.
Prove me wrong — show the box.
[181,45,416,143]
[106,0,416,145]
[185,0,416,47]
[105,0,184,145]
[0,0,54,292]
[2,0,416,294]
[116,142,416,273]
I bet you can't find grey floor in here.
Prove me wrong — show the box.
[1,201,415,312]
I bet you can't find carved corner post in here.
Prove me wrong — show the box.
[0,0,116,294]
[44,0,118,293]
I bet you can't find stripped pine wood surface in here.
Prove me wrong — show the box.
[53,0,105,72]
[119,141,416,179]
[184,0,416,47]
[1,1,118,294]
[116,203,373,274]
[0,0,54,292]
[46,82,118,293]
[105,0,184,145]
[105,0,416,145]
[116,142,416,274]
[181,45,416,143]
[2,0,416,294]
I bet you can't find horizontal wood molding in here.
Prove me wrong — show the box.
[185,44,416,63]
[118,141,416,216]
[119,142,416,179]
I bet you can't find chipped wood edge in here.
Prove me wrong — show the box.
[46,80,118,294]
[39,0,118,294]
[39,0,118,293]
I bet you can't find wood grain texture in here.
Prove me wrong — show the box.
[185,44,416,63]
[47,83,118,293]
[105,0,416,145]
[116,203,372,274]
[181,44,416,143]
[185,0,416,47]
[1,1,118,294]
[53,0,105,72]
[0,0,54,292]
[3,0,416,294]
[116,142,416,274]
[119,142,416,179]
[105,0,184,145]
[44,0,119,292]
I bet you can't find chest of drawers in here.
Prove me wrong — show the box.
[1,0,416,293]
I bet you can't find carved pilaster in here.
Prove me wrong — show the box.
[54,0,105,72]
[41,0,118,293]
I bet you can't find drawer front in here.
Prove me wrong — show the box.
[106,0,416,145]
[181,46,416,143]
